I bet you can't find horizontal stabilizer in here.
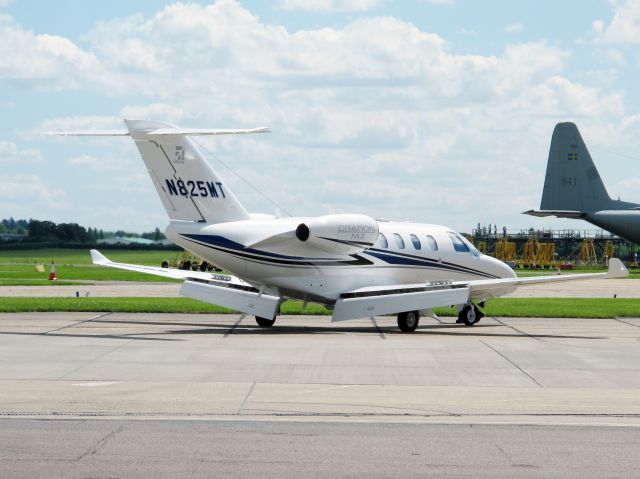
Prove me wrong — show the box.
[523,210,585,218]
[45,130,130,136]
[46,126,269,137]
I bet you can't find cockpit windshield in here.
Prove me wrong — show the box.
[447,231,480,257]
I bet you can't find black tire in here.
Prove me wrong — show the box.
[397,310,420,332]
[459,304,483,326]
[255,316,276,328]
[161,260,169,268]
[181,260,191,270]
[199,261,208,272]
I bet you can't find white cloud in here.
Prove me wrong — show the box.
[2,1,638,231]
[594,0,640,43]
[0,174,67,205]
[0,15,104,90]
[120,103,185,123]
[278,0,379,12]
[504,23,523,34]
[66,154,103,170]
[39,115,123,133]
[0,140,43,163]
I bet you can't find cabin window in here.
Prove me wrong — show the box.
[377,233,388,248]
[410,234,421,250]
[425,235,438,251]
[448,232,469,253]
[393,233,405,249]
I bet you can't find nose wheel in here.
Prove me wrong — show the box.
[397,310,420,332]
[457,304,484,326]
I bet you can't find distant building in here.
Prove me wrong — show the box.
[0,233,25,242]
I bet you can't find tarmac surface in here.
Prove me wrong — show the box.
[1,276,638,297]
[2,312,639,477]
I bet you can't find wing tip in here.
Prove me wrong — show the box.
[607,258,629,278]
[90,249,110,265]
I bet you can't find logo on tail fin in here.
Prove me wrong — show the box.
[173,145,185,164]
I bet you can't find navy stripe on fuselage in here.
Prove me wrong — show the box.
[180,234,373,266]
[365,248,499,279]
[179,233,497,278]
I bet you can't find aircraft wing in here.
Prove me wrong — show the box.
[331,259,628,322]
[90,250,281,319]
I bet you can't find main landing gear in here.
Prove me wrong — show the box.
[397,310,420,332]
[456,303,484,326]
[255,316,276,328]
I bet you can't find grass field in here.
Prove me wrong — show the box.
[0,297,638,318]
[0,249,181,284]
[1,248,639,285]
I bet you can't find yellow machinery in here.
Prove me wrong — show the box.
[579,239,597,265]
[602,240,614,262]
[536,242,555,268]
[521,239,555,268]
[477,241,488,255]
[494,238,516,263]
[161,250,220,271]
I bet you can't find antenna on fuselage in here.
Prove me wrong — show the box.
[192,138,294,218]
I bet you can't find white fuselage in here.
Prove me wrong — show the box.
[166,218,515,303]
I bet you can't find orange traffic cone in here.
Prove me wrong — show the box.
[49,260,56,281]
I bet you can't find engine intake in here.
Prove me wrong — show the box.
[295,214,379,255]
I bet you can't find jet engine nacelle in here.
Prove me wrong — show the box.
[295,214,379,255]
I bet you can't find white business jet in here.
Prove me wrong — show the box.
[52,120,628,332]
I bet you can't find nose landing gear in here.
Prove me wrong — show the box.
[456,303,484,326]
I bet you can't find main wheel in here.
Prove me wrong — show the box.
[458,304,482,326]
[255,316,276,328]
[397,311,420,332]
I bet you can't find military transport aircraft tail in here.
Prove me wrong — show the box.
[49,120,269,224]
[525,122,640,219]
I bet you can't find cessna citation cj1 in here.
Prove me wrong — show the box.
[51,120,628,332]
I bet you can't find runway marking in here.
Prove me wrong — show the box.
[72,381,121,388]
[43,312,111,334]
[224,313,245,337]
[303,385,354,394]
[370,316,386,340]
[481,340,544,388]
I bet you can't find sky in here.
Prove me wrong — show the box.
[1,0,639,234]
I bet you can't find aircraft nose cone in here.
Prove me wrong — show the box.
[488,256,516,279]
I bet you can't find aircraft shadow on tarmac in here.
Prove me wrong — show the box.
[86,318,604,340]
[0,319,606,341]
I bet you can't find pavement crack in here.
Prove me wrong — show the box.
[238,382,256,414]
[481,340,544,388]
[490,316,541,341]
[43,312,112,335]
[613,318,639,328]
[75,424,124,461]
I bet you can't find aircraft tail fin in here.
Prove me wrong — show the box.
[50,120,269,224]
[539,122,612,212]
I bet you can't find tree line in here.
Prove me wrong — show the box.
[0,218,165,244]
